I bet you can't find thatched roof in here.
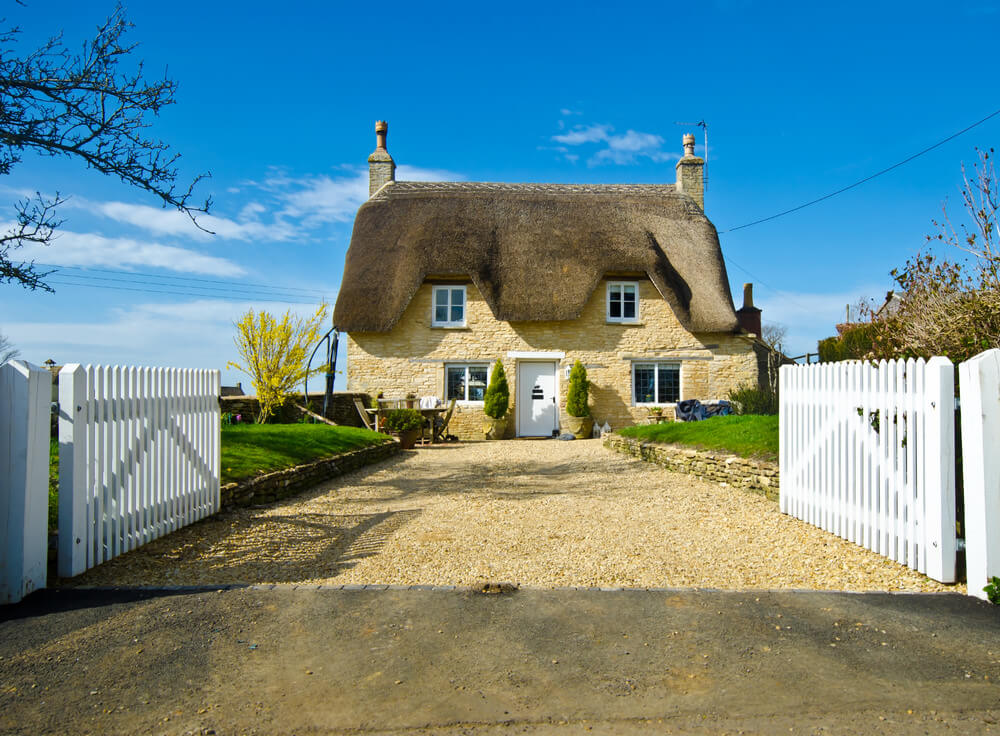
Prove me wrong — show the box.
[333,181,740,333]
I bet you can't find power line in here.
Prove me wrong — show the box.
[720,106,1000,234]
[45,278,327,304]
[44,270,326,303]
[34,262,330,297]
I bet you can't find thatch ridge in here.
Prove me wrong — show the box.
[334,181,739,333]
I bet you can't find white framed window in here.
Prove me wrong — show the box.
[432,285,467,327]
[632,362,680,404]
[446,363,489,403]
[607,281,638,323]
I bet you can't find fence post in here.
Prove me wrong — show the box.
[924,356,957,583]
[0,361,51,603]
[958,349,1000,600]
[58,364,90,577]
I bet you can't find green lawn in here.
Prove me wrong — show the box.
[46,423,390,531]
[220,423,388,484]
[618,414,778,461]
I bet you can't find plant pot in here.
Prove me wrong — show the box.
[483,416,507,440]
[564,415,593,440]
[398,428,421,449]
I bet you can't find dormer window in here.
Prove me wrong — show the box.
[607,281,638,323]
[432,285,466,327]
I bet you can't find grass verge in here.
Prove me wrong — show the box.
[618,414,778,461]
[46,423,390,531]
[221,423,388,484]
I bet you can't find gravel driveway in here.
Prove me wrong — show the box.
[64,439,959,592]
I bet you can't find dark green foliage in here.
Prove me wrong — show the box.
[728,385,778,416]
[566,360,590,417]
[818,323,878,362]
[985,576,1000,605]
[483,360,509,419]
[384,408,424,433]
[48,439,58,532]
[619,415,778,461]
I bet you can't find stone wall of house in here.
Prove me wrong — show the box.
[220,440,399,508]
[346,279,759,440]
[604,434,779,501]
[219,391,371,426]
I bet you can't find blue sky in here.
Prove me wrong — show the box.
[2,0,999,384]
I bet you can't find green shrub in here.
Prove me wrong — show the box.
[728,385,778,416]
[483,360,509,419]
[566,360,590,417]
[384,408,424,432]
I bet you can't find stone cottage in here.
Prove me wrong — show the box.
[333,122,765,439]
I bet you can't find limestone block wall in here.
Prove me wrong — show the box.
[347,279,759,440]
[605,434,779,502]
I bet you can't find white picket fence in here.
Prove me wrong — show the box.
[58,364,221,577]
[779,357,956,582]
[0,361,51,603]
[957,349,1000,600]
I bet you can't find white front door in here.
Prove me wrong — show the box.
[517,361,558,437]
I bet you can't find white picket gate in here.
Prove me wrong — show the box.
[58,364,221,577]
[0,361,51,603]
[957,349,1000,600]
[779,358,956,582]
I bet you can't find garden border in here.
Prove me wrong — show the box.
[604,434,779,501]
[220,439,400,508]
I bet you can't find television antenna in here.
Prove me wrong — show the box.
[675,120,708,190]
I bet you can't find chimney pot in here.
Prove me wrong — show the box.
[743,283,754,309]
[682,133,696,157]
[675,133,705,210]
[736,282,762,337]
[368,120,396,197]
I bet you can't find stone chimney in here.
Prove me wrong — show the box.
[736,283,762,337]
[675,133,705,210]
[368,120,395,197]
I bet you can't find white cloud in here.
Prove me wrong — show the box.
[88,199,297,242]
[752,283,888,358]
[550,123,677,166]
[23,229,246,277]
[4,298,329,384]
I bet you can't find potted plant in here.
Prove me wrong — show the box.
[482,360,509,440]
[384,408,424,449]
[405,392,417,409]
[647,405,664,421]
[565,360,593,439]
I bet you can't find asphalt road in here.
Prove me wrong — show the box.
[1,586,999,735]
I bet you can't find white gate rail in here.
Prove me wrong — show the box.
[958,349,1000,600]
[58,365,220,577]
[0,361,51,603]
[779,358,956,582]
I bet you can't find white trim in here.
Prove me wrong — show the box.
[444,361,489,403]
[431,285,467,328]
[606,281,639,323]
[506,350,565,360]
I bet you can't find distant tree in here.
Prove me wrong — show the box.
[0,329,18,364]
[862,148,1000,362]
[0,4,210,291]
[760,322,787,354]
[228,305,328,423]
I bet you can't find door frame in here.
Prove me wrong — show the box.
[515,358,560,437]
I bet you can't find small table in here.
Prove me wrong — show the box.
[418,407,446,443]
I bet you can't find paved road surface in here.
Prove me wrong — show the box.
[1,586,998,734]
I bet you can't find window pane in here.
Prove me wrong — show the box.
[451,304,464,323]
[622,285,636,319]
[468,366,488,402]
[435,288,448,307]
[435,305,448,323]
[447,367,465,400]
[657,364,680,403]
[634,365,655,403]
[609,286,621,319]
[451,288,464,306]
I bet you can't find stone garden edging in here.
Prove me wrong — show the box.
[220,439,400,509]
[604,434,779,502]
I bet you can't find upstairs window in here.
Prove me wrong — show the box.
[432,285,466,327]
[633,362,680,404]
[607,281,638,323]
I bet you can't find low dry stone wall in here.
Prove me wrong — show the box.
[604,434,779,502]
[220,440,399,509]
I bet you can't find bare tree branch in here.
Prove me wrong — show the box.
[0,4,211,290]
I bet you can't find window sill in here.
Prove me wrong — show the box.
[430,324,470,330]
[606,320,643,326]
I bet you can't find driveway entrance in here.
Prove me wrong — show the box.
[63,440,957,593]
